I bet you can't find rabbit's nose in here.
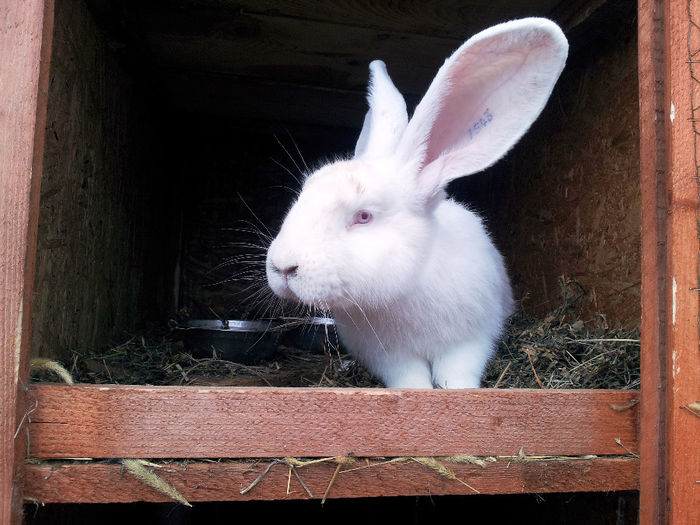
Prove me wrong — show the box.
[282,265,299,277]
[275,264,299,278]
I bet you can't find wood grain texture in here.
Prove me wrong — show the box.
[638,0,668,523]
[23,456,639,504]
[463,13,640,327]
[138,5,454,130]
[142,7,459,95]
[664,0,700,522]
[27,385,638,459]
[0,1,54,524]
[31,0,174,363]
[220,0,561,40]
[126,0,602,129]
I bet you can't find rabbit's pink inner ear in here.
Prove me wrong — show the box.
[422,51,528,169]
[402,19,568,195]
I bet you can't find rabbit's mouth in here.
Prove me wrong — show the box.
[267,247,345,307]
[267,264,326,307]
[285,281,340,309]
[267,267,298,301]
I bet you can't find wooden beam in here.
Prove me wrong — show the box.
[224,0,561,40]
[28,385,638,460]
[640,1,700,522]
[664,0,700,522]
[638,0,669,523]
[111,0,559,48]
[23,457,639,504]
[0,1,55,524]
[141,1,631,129]
[140,7,458,96]
[160,71,369,130]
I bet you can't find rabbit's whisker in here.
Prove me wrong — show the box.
[285,129,310,174]
[342,288,388,356]
[236,193,273,239]
[274,134,306,181]
[270,157,303,186]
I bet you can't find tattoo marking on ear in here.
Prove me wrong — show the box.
[468,108,494,140]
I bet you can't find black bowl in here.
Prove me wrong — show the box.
[175,319,284,364]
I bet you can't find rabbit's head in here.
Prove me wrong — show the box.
[266,18,568,311]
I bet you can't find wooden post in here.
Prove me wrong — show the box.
[640,0,700,523]
[664,0,700,522]
[0,1,54,524]
[639,0,669,522]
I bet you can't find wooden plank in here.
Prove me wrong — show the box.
[121,0,616,90]
[28,385,638,459]
[638,0,669,523]
[0,1,55,524]
[141,7,458,96]
[664,0,700,523]
[549,0,610,31]
[160,71,370,130]
[227,0,562,40]
[23,457,639,504]
[127,0,559,43]
[140,1,624,129]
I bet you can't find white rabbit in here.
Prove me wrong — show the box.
[266,18,568,388]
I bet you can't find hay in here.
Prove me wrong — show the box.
[120,459,191,507]
[31,450,634,505]
[49,329,381,387]
[32,303,639,389]
[410,457,480,493]
[681,402,700,418]
[483,308,640,389]
[236,454,485,501]
[29,358,74,385]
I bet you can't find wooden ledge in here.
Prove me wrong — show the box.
[26,385,639,459]
[24,456,639,503]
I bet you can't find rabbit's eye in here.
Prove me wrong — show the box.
[352,210,373,226]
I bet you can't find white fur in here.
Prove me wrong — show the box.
[354,60,408,159]
[266,19,568,388]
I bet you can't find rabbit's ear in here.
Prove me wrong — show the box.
[397,18,568,198]
[354,60,409,158]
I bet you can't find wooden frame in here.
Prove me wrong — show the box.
[639,0,700,523]
[0,1,55,524]
[23,386,639,504]
[25,387,637,459]
[25,458,639,504]
[1,0,699,523]
[638,0,668,521]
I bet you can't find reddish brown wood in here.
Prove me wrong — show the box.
[638,0,669,523]
[664,0,700,522]
[641,1,700,522]
[28,385,638,459]
[23,457,639,504]
[0,1,54,524]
